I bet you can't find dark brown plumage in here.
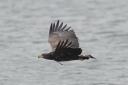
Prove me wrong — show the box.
[41,40,95,62]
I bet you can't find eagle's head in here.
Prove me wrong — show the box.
[38,52,54,60]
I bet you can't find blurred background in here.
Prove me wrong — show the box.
[0,0,128,85]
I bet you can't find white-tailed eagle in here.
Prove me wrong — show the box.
[38,20,95,62]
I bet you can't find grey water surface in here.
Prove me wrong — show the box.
[0,0,128,85]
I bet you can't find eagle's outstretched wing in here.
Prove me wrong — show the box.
[48,20,79,51]
[55,40,82,56]
[53,40,82,61]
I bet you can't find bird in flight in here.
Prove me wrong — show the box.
[38,20,95,64]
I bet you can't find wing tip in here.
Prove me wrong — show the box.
[56,39,72,50]
[49,20,72,35]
